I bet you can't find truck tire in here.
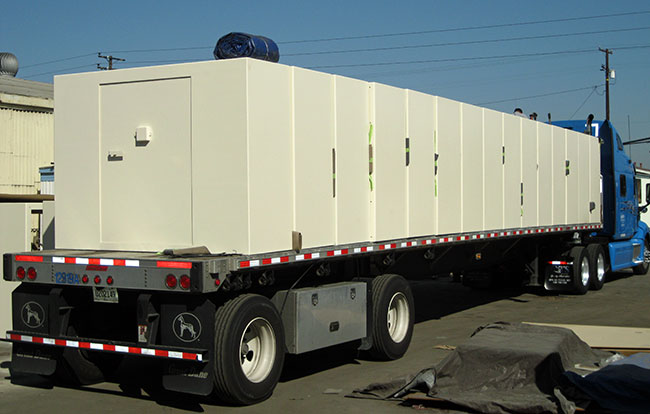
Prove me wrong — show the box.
[570,246,590,295]
[632,239,650,275]
[369,274,414,360]
[586,244,607,290]
[213,294,285,405]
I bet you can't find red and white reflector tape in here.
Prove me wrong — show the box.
[6,333,203,362]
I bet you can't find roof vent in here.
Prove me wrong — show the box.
[0,53,19,77]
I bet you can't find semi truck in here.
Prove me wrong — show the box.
[2,58,648,405]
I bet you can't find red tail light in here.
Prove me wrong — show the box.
[16,267,25,280]
[94,275,101,285]
[179,275,191,290]
[165,274,177,289]
[82,275,89,284]
[27,267,37,281]
[106,276,114,285]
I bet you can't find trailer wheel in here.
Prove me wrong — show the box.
[570,246,590,295]
[213,294,285,405]
[632,238,650,275]
[369,274,414,360]
[586,244,607,290]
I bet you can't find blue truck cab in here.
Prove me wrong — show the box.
[553,119,649,274]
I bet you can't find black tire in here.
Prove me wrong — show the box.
[633,238,650,275]
[586,244,607,291]
[369,274,414,360]
[569,246,590,295]
[53,326,105,385]
[213,294,285,405]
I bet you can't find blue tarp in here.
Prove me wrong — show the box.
[213,33,279,62]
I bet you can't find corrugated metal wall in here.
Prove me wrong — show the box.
[0,107,53,194]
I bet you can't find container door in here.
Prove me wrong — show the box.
[99,78,192,249]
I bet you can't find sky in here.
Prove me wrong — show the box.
[2,0,650,164]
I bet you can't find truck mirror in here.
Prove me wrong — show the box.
[646,183,650,203]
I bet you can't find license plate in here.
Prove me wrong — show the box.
[93,287,119,303]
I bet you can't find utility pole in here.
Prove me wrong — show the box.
[97,52,125,70]
[599,48,613,121]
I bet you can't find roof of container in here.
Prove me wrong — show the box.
[0,76,53,100]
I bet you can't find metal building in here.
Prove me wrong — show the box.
[0,70,54,195]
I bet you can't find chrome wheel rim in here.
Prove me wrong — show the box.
[581,257,590,287]
[240,317,275,383]
[596,253,606,283]
[387,292,409,343]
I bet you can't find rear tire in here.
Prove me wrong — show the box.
[569,246,590,295]
[369,274,414,360]
[632,238,650,275]
[586,244,607,290]
[213,294,285,405]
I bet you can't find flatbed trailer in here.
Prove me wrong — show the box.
[2,58,648,405]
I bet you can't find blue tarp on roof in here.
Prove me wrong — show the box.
[213,33,279,62]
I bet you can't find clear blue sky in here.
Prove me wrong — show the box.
[2,0,650,164]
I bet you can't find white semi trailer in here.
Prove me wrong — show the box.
[3,58,646,405]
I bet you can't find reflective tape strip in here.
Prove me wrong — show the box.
[235,224,602,269]
[15,255,44,262]
[5,333,203,362]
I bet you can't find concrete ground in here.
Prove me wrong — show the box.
[1,270,648,413]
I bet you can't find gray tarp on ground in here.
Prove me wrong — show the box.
[352,322,613,414]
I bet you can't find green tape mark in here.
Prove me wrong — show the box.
[405,148,410,153]
[369,176,374,191]
[368,123,374,144]
[434,179,438,197]
[332,173,336,179]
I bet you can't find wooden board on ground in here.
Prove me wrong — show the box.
[524,322,650,353]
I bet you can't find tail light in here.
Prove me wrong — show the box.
[107,276,114,285]
[94,275,101,285]
[179,275,191,290]
[165,274,177,289]
[82,275,89,284]
[16,267,25,280]
[27,267,37,281]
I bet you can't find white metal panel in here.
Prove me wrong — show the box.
[334,76,370,245]
[590,137,601,223]
[436,97,462,235]
[292,67,335,248]
[521,119,538,227]
[370,83,407,241]
[406,90,435,237]
[0,108,53,194]
[578,133,592,222]
[483,108,504,231]
[503,115,522,229]
[566,131,580,224]
[191,59,250,254]
[538,123,553,226]
[552,128,567,224]
[99,78,192,249]
[55,73,102,250]
[461,103,483,233]
[247,59,293,253]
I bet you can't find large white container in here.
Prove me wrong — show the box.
[54,58,601,255]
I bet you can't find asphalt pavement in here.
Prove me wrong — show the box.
[1,269,648,414]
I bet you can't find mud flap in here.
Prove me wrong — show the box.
[162,361,213,396]
[11,343,60,376]
[160,296,215,396]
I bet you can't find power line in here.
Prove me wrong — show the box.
[308,48,595,69]
[20,53,97,70]
[477,85,602,106]
[308,44,650,70]
[569,86,599,119]
[286,26,650,57]
[22,64,96,79]
[279,10,650,44]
